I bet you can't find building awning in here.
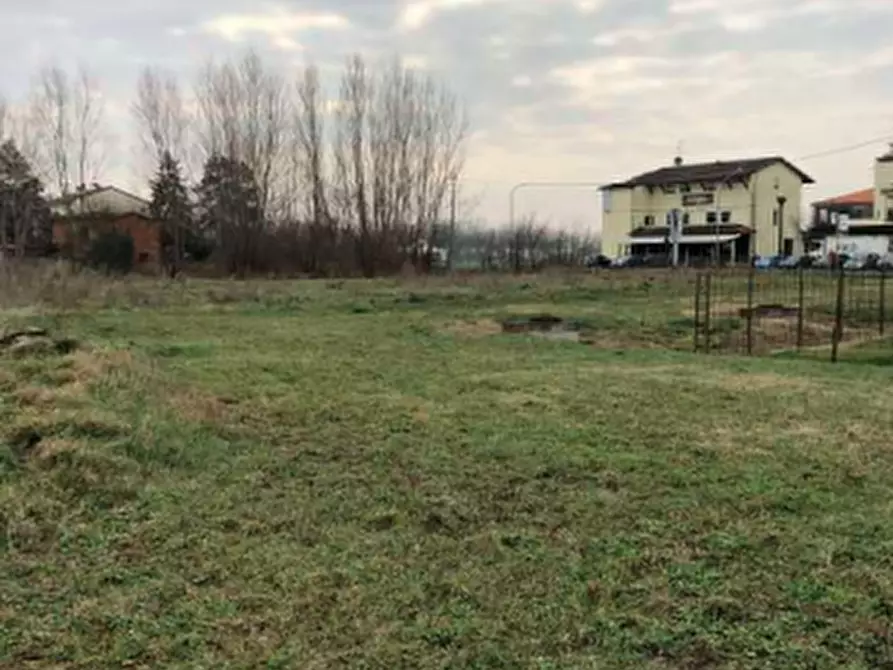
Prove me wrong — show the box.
[627,233,742,245]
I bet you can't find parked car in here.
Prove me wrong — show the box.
[778,255,814,270]
[877,253,893,271]
[843,253,879,271]
[610,255,649,268]
[812,254,831,269]
[753,255,782,270]
[585,254,612,269]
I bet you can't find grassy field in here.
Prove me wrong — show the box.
[3,272,893,668]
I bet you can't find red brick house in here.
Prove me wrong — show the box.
[50,186,163,270]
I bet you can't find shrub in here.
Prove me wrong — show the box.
[86,231,134,275]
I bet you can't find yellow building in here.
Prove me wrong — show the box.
[600,156,814,263]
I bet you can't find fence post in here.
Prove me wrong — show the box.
[693,273,702,352]
[831,265,845,363]
[746,266,755,355]
[796,266,805,350]
[704,273,712,353]
[880,270,886,337]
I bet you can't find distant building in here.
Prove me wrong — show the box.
[600,156,814,262]
[50,185,163,269]
[806,145,893,257]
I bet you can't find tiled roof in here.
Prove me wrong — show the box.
[604,157,814,189]
[813,188,874,207]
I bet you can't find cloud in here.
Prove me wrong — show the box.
[670,0,893,33]
[202,8,349,49]
[1,0,892,225]
[398,0,513,31]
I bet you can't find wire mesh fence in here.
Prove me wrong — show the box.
[693,268,891,361]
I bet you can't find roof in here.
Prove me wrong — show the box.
[49,185,149,207]
[629,224,752,239]
[603,156,815,189]
[813,188,874,207]
[53,211,157,223]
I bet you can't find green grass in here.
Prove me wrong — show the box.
[3,274,893,668]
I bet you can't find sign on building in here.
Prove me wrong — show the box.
[682,193,715,207]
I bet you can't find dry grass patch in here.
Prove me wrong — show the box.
[441,318,502,338]
[30,438,89,464]
[704,370,813,393]
[170,388,233,424]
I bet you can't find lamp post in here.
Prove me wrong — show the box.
[776,194,787,256]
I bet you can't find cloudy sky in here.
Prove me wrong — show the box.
[1,0,892,231]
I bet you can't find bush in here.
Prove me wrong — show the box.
[86,231,134,275]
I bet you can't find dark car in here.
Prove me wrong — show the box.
[585,254,612,269]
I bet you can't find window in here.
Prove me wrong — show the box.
[680,184,692,193]
[644,215,655,227]
[783,239,794,257]
[720,211,731,223]
[706,211,718,224]
[682,213,691,225]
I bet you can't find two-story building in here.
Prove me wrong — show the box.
[50,185,163,269]
[806,144,893,257]
[600,156,814,263]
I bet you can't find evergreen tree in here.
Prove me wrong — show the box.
[149,150,192,275]
[0,140,52,258]
[195,154,263,276]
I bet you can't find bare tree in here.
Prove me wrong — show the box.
[73,67,105,189]
[0,95,7,140]
[508,215,547,273]
[287,63,335,273]
[193,50,288,218]
[28,64,105,196]
[132,67,190,174]
[331,54,467,276]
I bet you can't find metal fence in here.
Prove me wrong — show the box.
[693,268,891,361]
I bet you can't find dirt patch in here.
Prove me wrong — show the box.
[501,314,585,342]
[738,304,801,319]
[442,319,502,338]
[0,326,79,358]
[501,314,566,333]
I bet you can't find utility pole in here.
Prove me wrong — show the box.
[447,173,457,271]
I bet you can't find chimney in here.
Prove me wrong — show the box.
[673,155,683,167]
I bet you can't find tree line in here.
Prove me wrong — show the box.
[1,52,597,276]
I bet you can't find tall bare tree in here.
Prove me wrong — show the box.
[0,95,7,141]
[287,63,334,272]
[132,67,190,175]
[194,51,287,218]
[332,54,467,275]
[28,64,106,196]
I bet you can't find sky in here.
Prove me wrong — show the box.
[1,0,892,233]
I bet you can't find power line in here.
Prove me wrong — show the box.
[798,132,893,161]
